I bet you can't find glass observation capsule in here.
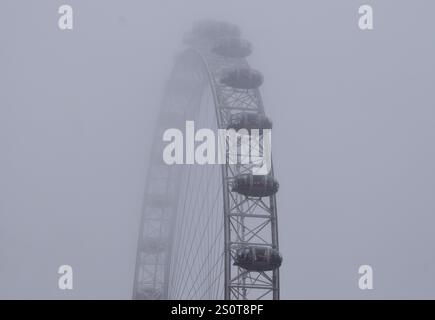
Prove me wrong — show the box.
[234,246,283,272]
[183,20,241,44]
[220,67,264,89]
[145,194,174,208]
[212,37,252,58]
[136,286,162,300]
[141,237,167,254]
[232,174,279,198]
[227,112,273,131]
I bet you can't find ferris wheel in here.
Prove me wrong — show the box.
[133,20,282,300]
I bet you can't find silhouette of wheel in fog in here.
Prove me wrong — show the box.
[133,20,282,300]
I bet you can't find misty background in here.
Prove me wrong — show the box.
[1,0,434,299]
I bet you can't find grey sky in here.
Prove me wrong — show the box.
[1,0,434,299]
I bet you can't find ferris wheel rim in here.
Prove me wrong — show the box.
[133,21,281,300]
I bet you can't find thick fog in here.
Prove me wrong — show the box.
[1,0,435,299]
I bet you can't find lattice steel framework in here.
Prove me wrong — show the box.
[133,23,280,300]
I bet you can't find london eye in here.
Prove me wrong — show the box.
[133,20,282,300]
